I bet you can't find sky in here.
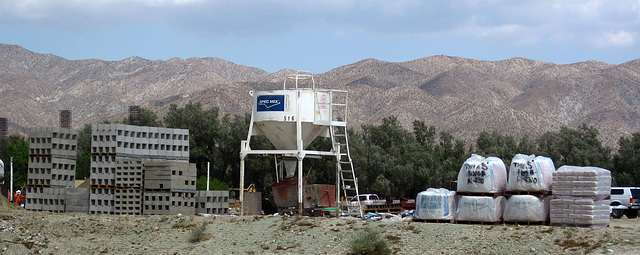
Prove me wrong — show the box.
[1,0,639,74]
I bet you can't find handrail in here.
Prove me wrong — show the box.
[284,70,315,90]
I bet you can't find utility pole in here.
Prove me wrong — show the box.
[9,157,13,201]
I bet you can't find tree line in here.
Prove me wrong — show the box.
[1,103,639,198]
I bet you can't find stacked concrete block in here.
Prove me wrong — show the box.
[26,127,78,213]
[91,124,189,160]
[195,190,230,215]
[143,161,196,190]
[29,127,78,159]
[90,124,190,214]
[25,187,43,211]
[144,191,196,215]
[90,156,117,186]
[143,160,197,215]
[115,158,144,188]
[27,127,78,187]
[65,188,90,214]
[89,188,115,214]
[25,187,66,213]
[114,188,143,215]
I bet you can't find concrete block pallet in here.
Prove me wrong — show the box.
[143,191,196,215]
[92,124,189,159]
[26,127,78,213]
[195,190,230,215]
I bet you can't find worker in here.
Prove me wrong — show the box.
[14,190,25,206]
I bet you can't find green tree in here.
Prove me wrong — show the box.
[413,120,436,150]
[196,176,229,190]
[3,135,29,190]
[537,125,612,169]
[613,132,640,186]
[164,102,221,177]
[76,124,92,180]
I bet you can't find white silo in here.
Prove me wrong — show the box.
[239,71,361,215]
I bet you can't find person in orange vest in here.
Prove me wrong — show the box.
[14,190,25,206]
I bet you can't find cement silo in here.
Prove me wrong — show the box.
[239,71,361,215]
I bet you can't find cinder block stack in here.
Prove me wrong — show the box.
[26,127,78,213]
[114,158,144,215]
[195,190,230,215]
[90,124,190,215]
[65,187,90,213]
[143,160,196,215]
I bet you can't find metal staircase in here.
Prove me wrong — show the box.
[327,90,362,217]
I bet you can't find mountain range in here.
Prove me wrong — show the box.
[1,43,639,149]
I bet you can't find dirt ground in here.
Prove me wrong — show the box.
[1,198,640,255]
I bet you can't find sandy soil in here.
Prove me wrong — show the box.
[2,199,640,255]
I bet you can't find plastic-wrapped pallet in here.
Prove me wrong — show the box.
[507,154,556,191]
[456,196,505,222]
[415,188,456,220]
[503,195,550,222]
[549,198,609,227]
[550,165,611,227]
[457,154,507,193]
[552,166,611,199]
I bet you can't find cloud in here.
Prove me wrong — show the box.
[0,0,638,48]
[595,30,635,47]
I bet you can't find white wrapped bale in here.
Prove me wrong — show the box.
[456,196,505,222]
[415,188,456,220]
[457,154,507,193]
[552,166,611,199]
[507,154,556,191]
[503,195,550,221]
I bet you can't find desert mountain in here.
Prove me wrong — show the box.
[1,43,639,149]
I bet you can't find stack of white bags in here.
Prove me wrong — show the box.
[455,154,507,222]
[550,166,611,227]
[503,154,556,222]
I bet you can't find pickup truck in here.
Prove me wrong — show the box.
[348,194,387,207]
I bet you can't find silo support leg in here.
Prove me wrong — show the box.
[298,158,303,215]
[240,158,245,216]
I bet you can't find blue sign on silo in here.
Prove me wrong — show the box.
[257,95,286,112]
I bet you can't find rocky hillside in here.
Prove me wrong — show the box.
[1,43,639,148]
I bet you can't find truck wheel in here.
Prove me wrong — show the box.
[625,209,638,219]
[612,209,624,219]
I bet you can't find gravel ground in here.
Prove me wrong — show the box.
[2,199,640,255]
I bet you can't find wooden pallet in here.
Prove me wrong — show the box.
[503,190,551,197]
[115,185,142,189]
[455,220,502,225]
[26,184,51,187]
[455,191,503,197]
[503,220,549,226]
[413,219,454,223]
[90,185,115,189]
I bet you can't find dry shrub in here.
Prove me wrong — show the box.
[188,222,209,243]
[348,227,391,255]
